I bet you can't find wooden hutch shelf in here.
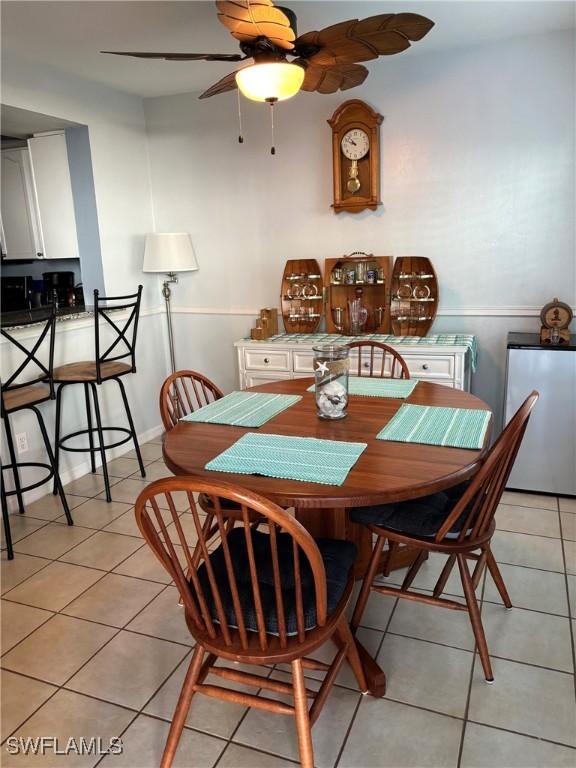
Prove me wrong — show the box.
[280,259,324,334]
[390,256,438,336]
[324,254,391,334]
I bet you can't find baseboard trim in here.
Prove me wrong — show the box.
[5,423,164,512]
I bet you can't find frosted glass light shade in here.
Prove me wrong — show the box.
[235,63,304,102]
[143,233,199,273]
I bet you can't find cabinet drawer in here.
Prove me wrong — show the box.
[293,351,315,374]
[403,354,454,379]
[245,372,291,388]
[244,349,290,372]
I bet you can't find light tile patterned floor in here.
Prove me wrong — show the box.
[1,441,575,768]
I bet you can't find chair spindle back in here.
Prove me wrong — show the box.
[159,370,224,431]
[135,478,328,652]
[435,391,539,544]
[346,341,410,379]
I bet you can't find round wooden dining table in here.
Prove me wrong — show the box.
[162,377,492,696]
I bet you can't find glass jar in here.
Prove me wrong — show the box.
[313,345,350,420]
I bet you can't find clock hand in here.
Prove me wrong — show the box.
[347,138,357,146]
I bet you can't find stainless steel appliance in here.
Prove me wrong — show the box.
[504,332,576,496]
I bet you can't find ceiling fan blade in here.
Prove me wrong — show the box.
[216,0,295,50]
[101,51,245,62]
[294,12,434,66]
[199,69,240,99]
[297,62,368,94]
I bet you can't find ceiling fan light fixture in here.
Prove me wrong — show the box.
[235,62,304,102]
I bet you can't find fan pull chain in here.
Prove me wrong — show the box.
[237,89,244,144]
[268,98,276,155]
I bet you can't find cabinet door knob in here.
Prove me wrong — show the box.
[37,252,44,258]
[264,357,270,364]
[422,363,429,370]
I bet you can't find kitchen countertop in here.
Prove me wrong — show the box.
[1,306,90,330]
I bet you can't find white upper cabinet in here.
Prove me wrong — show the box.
[27,133,79,259]
[0,147,43,260]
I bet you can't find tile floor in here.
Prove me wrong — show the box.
[1,440,575,767]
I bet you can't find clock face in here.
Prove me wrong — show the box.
[341,129,370,160]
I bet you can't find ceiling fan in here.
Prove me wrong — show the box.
[102,0,434,102]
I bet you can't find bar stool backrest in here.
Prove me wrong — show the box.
[1,305,57,400]
[94,285,142,383]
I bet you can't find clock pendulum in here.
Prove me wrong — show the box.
[341,128,370,194]
[347,162,361,193]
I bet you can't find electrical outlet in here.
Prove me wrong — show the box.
[16,432,28,454]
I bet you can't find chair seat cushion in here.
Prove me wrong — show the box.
[53,361,131,382]
[350,481,472,538]
[198,492,242,513]
[2,384,51,413]
[196,528,357,637]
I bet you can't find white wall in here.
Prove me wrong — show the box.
[1,59,170,500]
[1,55,157,303]
[2,28,574,504]
[144,30,575,426]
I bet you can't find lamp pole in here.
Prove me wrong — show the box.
[162,272,178,374]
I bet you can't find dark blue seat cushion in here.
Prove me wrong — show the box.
[350,481,472,538]
[195,528,357,637]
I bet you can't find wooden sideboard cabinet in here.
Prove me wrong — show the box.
[235,335,474,391]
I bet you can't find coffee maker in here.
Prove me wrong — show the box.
[43,271,75,307]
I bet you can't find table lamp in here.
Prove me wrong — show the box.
[143,233,199,373]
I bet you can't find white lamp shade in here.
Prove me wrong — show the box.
[143,233,199,273]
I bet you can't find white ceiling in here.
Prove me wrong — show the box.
[1,105,81,137]
[2,1,574,98]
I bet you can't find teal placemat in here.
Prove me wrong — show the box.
[180,392,301,428]
[205,433,367,486]
[307,378,418,399]
[377,404,491,449]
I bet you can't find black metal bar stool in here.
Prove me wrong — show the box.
[52,286,146,503]
[1,306,73,560]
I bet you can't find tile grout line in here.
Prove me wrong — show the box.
[3,471,575,764]
[556,496,576,702]
[2,503,192,597]
[334,594,401,768]
[456,562,488,767]
[1,523,172,660]
[1,563,181,747]
[0,483,184,745]
[212,663,283,767]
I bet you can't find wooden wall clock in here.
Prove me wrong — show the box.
[328,99,383,214]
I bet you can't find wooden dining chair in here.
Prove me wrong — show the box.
[159,370,245,519]
[159,370,223,431]
[350,391,539,683]
[135,477,367,768]
[346,340,410,379]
